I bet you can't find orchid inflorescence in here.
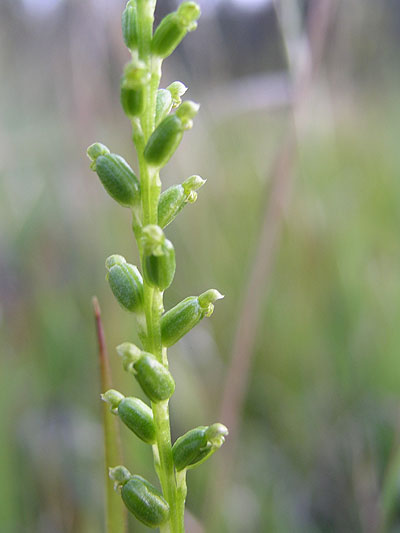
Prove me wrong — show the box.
[87,1,227,531]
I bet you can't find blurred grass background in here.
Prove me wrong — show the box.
[1,0,400,531]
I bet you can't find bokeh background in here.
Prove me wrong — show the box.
[2,0,400,531]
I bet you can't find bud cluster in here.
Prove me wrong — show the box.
[87,1,227,530]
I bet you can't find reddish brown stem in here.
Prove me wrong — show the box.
[93,296,126,533]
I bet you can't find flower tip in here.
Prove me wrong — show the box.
[105,254,126,271]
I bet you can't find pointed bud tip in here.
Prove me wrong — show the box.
[102,389,125,411]
[105,254,126,271]
[178,2,201,28]
[198,290,224,317]
[87,143,110,169]
[116,343,142,371]
[142,224,164,240]
[168,81,188,97]
[183,175,206,194]
[109,465,132,490]
[206,423,228,448]
[199,289,224,304]
[207,423,229,438]
[116,342,141,357]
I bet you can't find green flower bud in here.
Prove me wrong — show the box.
[158,175,206,228]
[144,101,199,168]
[117,343,175,402]
[142,225,176,290]
[106,255,144,313]
[172,423,228,471]
[87,148,140,208]
[118,397,156,444]
[120,61,150,118]
[120,86,143,119]
[152,2,201,59]
[87,142,110,170]
[122,1,137,50]
[135,353,175,402]
[161,289,224,347]
[122,475,169,528]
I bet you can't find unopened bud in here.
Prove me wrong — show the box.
[144,101,199,168]
[117,397,156,444]
[106,255,144,313]
[120,62,150,118]
[158,175,206,228]
[161,289,224,347]
[121,475,170,528]
[87,148,140,208]
[152,2,201,59]
[122,1,138,50]
[142,225,176,290]
[172,423,228,471]
[134,352,175,403]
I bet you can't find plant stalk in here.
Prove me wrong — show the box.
[132,4,182,531]
[93,297,126,533]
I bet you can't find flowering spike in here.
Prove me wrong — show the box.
[87,2,228,529]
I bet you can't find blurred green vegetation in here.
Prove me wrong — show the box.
[2,0,400,532]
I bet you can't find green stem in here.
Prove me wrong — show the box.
[152,401,181,533]
[132,4,182,531]
[176,470,188,533]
